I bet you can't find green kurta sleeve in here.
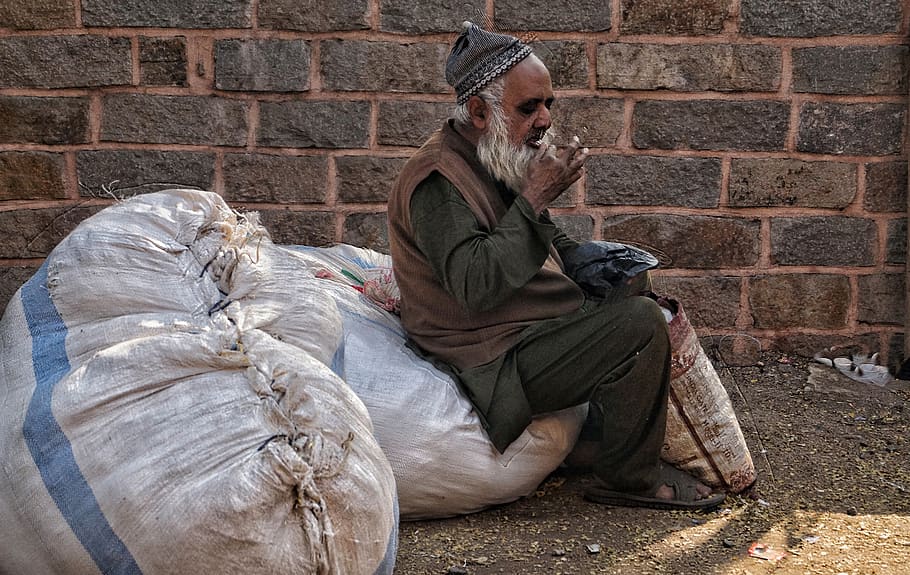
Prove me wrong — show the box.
[409,170,568,313]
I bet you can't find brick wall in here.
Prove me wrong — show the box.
[1,0,907,367]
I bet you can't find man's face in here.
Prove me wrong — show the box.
[499,55,555,150]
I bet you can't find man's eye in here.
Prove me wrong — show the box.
[519,105,536,115]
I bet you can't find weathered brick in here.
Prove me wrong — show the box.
[550,181,584,208]
[0,152,66,201]
[336,156,406,203]
[0,265,40,313]
[77,150,214,197]
[82,0,251,28]
[797,103,905,156]
[550,214,594,242]
[258,101,370,149]
[550,97,624,147]
[140,37,187,87]
[621,0,732,35]
[258,0,368,31]
[321,41,450,94]
[729,159,856,208]
[496,0,611,31]
[379,0,484,34]
[587,155,721,208]
[101,94,248,146]
[858,273,904,325]
[0,36,131,89]
[0,0,75,29]
[771,216,876,267]
[0,96,89,145]
[771,332,880,359]
[886,218,906,265]
[651,276,741,329]
[597,44,779,92]
[342,212,389,253]
[0,206,103,258]
[377,101,451,147]
[601,214,760,268]
[793,46,908,96]
[633,100,789,151]
[740,0,901,37]
[256,209,334,246]
[215,39,310,92]
[886,333,903,373]
[864,161,906,213]
[223,154,327,204]
[749,274,850,330]
[531,41,588,90]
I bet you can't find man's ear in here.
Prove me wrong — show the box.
[467,96,488,130]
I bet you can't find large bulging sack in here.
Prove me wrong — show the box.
[0,189,397,575]
[288,244,588,520]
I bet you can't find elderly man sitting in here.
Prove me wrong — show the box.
[387,21,724,510]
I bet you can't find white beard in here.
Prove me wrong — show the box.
[476,106,554,192]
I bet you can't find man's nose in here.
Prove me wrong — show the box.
[534,105,551,128]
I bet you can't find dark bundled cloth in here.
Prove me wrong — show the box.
[562,241,660,298]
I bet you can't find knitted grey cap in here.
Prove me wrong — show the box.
[445,21,532,105]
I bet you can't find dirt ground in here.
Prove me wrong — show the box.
[392,352,910,575]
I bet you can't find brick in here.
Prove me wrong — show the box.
[258,0,368,31]
[0,0,75,29]
[858,273,904,325]
[0,265,40,313]
[215,39,310,92]
[771,332,880,359]
[101,94,248,146]
[601,214,760,268]
[321,41,450,94]
[0,152,66,201]
[729,159,856,208]
[550,214,594,242]
[597,43,779,92]
[886,218,906,265]
[496,0,612,31]
[749,274,850,330]
[223,154,327,204]
[81,0,251,28]
[550,97,624,147]
[886,333,903,372]
[797,103,905,156]
[633,100,789,151]
[140,37,187,87]
[771,216,876,266]
[379,0,484,34]
[531,41,588,90]
[651,275,741,329]
[336,156,406,203]
[864,161,907,213]
[258,101,370,149]
[77,150,214,197]
[550,181,583,208]
[793,46,908,96]
[377,101,451,147]
[0,36,131,89]
[256,209,334,246]
[587,155,721,208]
[342,212,389,253]
[621,0,732,35]
[0,96,89,145]
[0,205,103,258]
[740,0,901,37]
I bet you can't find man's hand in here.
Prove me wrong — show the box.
[520,135,589,214]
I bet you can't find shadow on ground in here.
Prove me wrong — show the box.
[394,353,910,575]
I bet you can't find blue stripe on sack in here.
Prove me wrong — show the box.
[21,263,143,575]
[373,495,399,575]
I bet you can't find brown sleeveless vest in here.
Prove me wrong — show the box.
[387,120,584,370]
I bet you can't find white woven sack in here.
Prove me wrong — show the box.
[660,297,756,493]
[288,244,587,520]
[0,189,397,575]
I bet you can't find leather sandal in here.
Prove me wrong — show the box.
[584,463,726,511]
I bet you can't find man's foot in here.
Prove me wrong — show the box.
[584,463,725,511]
